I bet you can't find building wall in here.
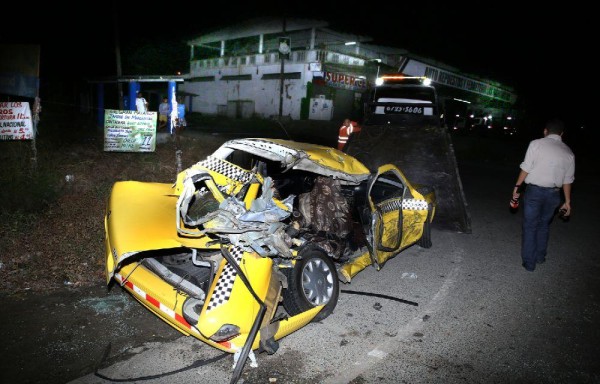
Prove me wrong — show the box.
[180,21,516,122]
[181,60,313,119]
[182,48,333,119]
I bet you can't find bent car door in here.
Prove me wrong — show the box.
[367,164,426,266]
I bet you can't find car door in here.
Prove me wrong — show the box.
[366,164,423,267]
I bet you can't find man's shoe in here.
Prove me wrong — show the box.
[522,263,535,272]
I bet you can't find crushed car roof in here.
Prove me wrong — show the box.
[212,138,371,184]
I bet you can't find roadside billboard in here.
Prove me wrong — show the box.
[0,101,34,140]
[103,109,156,152]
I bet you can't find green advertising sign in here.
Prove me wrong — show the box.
[103,109,157,152]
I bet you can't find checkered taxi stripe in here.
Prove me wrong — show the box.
[380,198,429,213]
[114,272,200,335]
[197,156,253,184]
[402,198,429,210]
[206,246,244,312]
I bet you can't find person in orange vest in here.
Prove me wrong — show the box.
[337,118,361,151]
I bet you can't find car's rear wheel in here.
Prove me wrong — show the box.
[417,205,433,249]
[282,246,339,322]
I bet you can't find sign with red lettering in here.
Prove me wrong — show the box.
[324,71,367,91]
[0,101,34,140]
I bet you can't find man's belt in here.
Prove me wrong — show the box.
[529,184,560,191]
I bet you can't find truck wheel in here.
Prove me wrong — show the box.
[282,247,339,322]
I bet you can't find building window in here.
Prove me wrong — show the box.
[223,36,260,56]
[192,42,221,60]
[221,74,252,81]
[261,72,302,80]
[189,76,216,82]
[263,32,282,53]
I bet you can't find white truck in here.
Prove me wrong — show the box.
[345,75,471,233]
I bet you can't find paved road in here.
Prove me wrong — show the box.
[3,129,599,384]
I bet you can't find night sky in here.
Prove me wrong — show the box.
[2,3,592,131]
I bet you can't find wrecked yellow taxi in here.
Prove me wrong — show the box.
[104,138,436,380]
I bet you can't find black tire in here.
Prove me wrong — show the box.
[282,246,339,322]
[417,206,433,249]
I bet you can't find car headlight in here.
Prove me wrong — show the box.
[209,324,240,342]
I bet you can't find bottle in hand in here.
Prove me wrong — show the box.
[510,185,522,213]
[509,197,519,213]
[558,208,569,222]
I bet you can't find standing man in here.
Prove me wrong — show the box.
[512,118,575,272]
[158,96,170,130]
[136,92,149,113]
[337,118,361,151]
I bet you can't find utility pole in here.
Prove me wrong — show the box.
[278,17,286,120]
[113,5,124,110]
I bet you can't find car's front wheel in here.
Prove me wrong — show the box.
[282,246,339,322]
